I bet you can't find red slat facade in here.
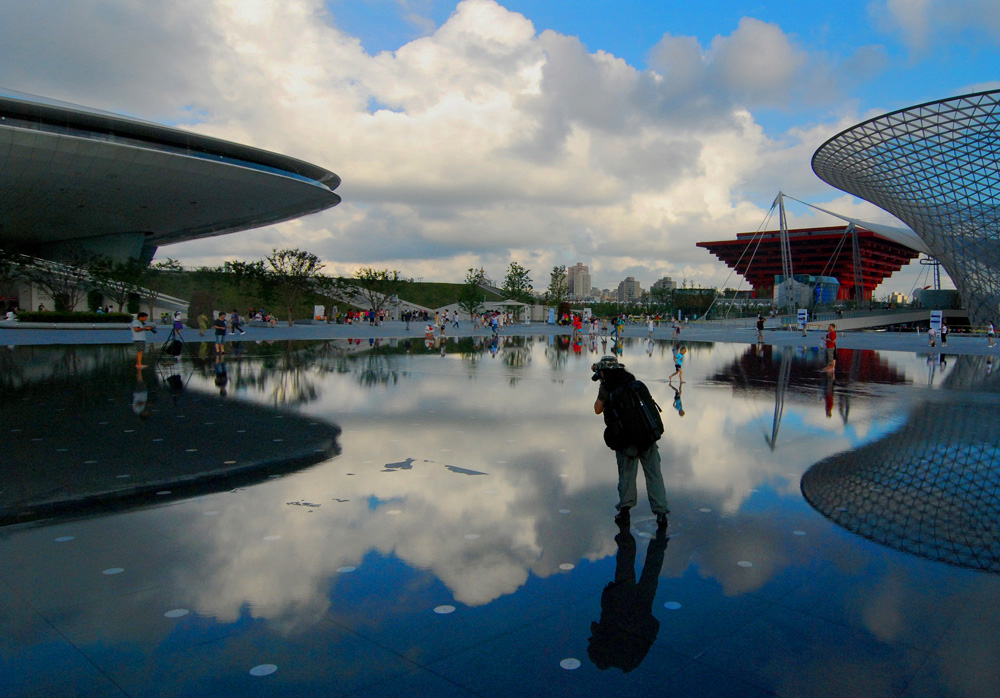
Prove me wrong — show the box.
[697,226,919,301]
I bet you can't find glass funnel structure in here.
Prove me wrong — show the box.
[812,90,1000,325]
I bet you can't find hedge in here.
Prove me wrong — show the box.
[16,311,134,324]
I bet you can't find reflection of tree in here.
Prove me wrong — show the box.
[357,353,400,388]
[544,336,570,371]
[227,342,321,407]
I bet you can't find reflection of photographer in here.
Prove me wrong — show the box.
[588,525,669,672]
[592,356,669,528]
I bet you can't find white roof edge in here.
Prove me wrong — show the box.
[784,195,930,254]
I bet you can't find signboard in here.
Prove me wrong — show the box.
[929,310,943,331]
[797,309,808,328]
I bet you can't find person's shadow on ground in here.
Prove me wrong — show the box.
[587,524,669,672]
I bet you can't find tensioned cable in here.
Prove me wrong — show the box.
[705,201,776,321]
[908,256,932,298]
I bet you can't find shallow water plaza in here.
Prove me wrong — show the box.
[3,335,1000,698]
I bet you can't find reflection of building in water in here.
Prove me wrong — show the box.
[709,345,910,447]
[709,344,909,392]
[802,357,1000,573]
[1,345,341,524]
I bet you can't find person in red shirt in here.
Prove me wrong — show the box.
[824,323,837,372]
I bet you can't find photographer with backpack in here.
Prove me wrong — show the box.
[592,356,669,530]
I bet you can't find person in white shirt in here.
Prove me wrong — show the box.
[130,312,154,368]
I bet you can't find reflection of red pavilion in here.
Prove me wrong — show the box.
[697,226,919,301]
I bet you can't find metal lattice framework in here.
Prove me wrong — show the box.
[812,90,1000,326]
[801,363,1000,573]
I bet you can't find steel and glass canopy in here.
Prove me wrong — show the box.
[813,90,1000,325]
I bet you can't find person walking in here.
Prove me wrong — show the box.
[941,323,948,345]
[989,322,996,348]
[213,311,228,354]
[592,356,668,529]
[197,312,209,336]
[756,314,765,344]
[230,309,246,335]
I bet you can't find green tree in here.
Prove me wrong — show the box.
[502,262,533,302]
[89,256,148,312]
[24,254,93,311]
[222,259,270,309]
[546,265,568,306]
[349,268,404,319]
[187,289,216,329]
[143,258,182,315]
[264,248,325,325]
[649,285,673,310]
[0,246,25,305]
[86,289,104,312]
[501,262,533,321]
[458,268,485,321]
[314,274,355,323]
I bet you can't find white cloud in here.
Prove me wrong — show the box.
[870,0,1000,55]
[709,18,809,104]
[0,0,900,291]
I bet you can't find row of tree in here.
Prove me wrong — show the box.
[183,250,406,326]
[0,246,181,313]
[4,242,717,321]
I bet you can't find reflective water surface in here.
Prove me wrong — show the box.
[3,337,1000,697]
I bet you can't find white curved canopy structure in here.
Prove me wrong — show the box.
[0,89,341,262]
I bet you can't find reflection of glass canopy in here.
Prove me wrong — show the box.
[812,90,1000,325]
[801,368,1000,573]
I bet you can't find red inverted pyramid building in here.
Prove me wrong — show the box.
[697,226,920,301]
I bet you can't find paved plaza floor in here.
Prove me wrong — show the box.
[2,318,996,356]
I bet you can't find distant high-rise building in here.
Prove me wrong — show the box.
[651,276,676,292]
[567,263,591,300]
[617,276,642,303]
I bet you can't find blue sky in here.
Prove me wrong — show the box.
[1,0,998,294]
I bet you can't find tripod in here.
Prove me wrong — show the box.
[157,327,187,363]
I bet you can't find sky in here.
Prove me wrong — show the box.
[2,0,999,297]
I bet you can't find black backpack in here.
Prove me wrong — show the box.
[603,379,665,452]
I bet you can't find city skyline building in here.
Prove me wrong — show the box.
[567,262,591,300]
[616,276,642,303]
[651,276,676,293]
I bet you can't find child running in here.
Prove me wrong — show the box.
[668,346,687,383]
